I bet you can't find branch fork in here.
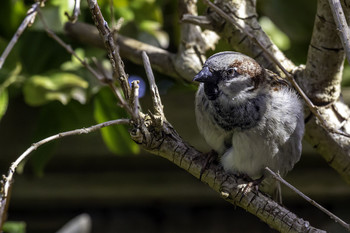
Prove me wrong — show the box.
[2,1,349,232]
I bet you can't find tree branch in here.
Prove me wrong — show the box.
[87,0,131,99]
[300,0,344,105]
[0,2,40,69]
[64,0,81,23]
[0,119,130,229]
[265,167,350,231]
[175,0,220,81]
[64,22,187,81]
[292,0,350,184]
[192,0,350,185]
[1,1,344,232]
[202,0,295,76]
[129,112,325,232]
[328,0,350,66]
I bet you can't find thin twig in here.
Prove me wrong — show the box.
[328,0,350,65]
[130,80,140,118]
[0,2,40,69]
[38,11,136,118]
[65,0,81,23]
[141,51,165,119]
[0,118,130,229]
[90,57,113,82]
[87,0,131,99]
[38,11,103,80]
[109,0,115,28]
[181,14,213,27]
[265,167,350,232]
[203,0,350,137]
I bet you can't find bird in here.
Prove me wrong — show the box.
[194,51,304,199]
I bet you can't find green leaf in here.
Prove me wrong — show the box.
[3,221,26,233]
[0,1,26,38]
[94,88,139,155]
[0,89,8,121]
[19,32,71,74]
[23,72,88,106]
[259,16,290,51]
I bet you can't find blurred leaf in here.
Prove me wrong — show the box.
[258,0,316,63]
[342,63,350,86]
[23,72,88,106]
[0,89,8,121]
[60,48,86,71]
[0,37,21,72]
[33,0,73,32]
[0,1,26,38]
[115,6,135,21]
[114,0,128,7]
[94,88,139,155]
[19,31,70,74]
[259,16,290,51]
[138,20,169,48]
[110,0,168,48]
[3,221,26,233]
[0,64,23,121]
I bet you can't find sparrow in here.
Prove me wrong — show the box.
[194,51,304,197]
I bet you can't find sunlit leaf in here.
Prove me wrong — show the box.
[23,72,88,106]
[94,88,139,155]
[0,89,8,121]
[33,0,73,32]
[139,21,169,48]
[3,221,26,233]
[115,7,135,21]
[259,16,290,51]
[342,64,350,86]
[0,1,26,38]
[114,0,128,8]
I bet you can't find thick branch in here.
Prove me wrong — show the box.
[175,0,219,80]
[292,0,350,184]
[130,122,324,233]
[202,0,295,76]
[87,0,131,99]
[191,0,350,185]
[328,0,350,65]
[64,22,187,81]
[0,119,130,229]
[300,0,344,105]
[133,51,325,232]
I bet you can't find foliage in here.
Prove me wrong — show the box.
[2,221,26,233]
[0,0,167,174]
[0,0,340,174]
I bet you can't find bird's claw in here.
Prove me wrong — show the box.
[237,175,264,195]
[199,150,218,180]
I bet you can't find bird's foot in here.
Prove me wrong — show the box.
[237,175,264,195]
[199,150,218,180]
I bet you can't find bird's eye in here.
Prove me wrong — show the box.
[227,67,238,76]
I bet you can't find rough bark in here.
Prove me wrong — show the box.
[129,120,324,233]
[294,0,350,184]
[203,0,295,76]
[61,0,350,231]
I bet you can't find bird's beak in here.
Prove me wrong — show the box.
[193,66,213,83]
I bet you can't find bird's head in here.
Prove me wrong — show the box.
[194,51,264,101]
